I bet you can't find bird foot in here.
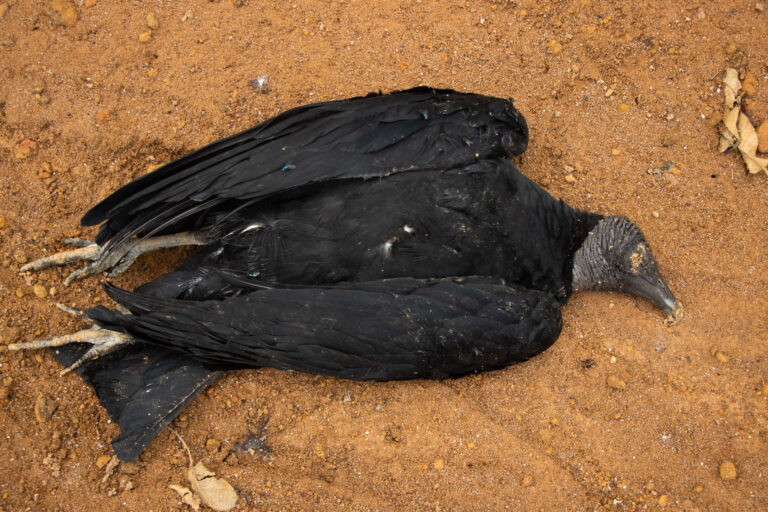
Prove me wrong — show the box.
[7,326,132,375]
[6,303,133,374]
[19,232,207,286]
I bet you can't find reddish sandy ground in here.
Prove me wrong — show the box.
[1,1,767,511]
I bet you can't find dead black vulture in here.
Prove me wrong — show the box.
[13,87,681,461]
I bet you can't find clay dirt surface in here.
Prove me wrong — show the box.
[1,1,767,511]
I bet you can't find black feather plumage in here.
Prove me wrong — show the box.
[37,87,678,461]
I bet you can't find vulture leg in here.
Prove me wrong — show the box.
[19,232,208,285]
[7,302,133,374]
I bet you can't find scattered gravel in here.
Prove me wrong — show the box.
[147,13,159,30]
[206,438,222,453]
[757,120,768,153]
[34,394,58,422]
[606,375,627,390]
[14,140,37,160]
[46,0,79,27]
[96,454,112,468]
[719,461,737,480]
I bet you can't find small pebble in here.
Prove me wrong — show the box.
[719,461,737,480]
[658,494,668,507]
[13,251,27,264]
[564,174,576,183]
[119,476,134,491]
[611,148,620,156]
[120,462,140,474]
[605,88,614,97]
[96,109,110,124]
[33,285,48,298]
[0,385,11,400]
[46,0,78,27]
[522,474,534,487]
[432,458,445,470]
[617,103,629,113]
[664,173,679,186]
[138,31,152,43]
[0,3,8,17]
[715,350,729,363]
[693,485,703,493]
[756,2,765,11]
[741,73,757,97]
[756,120,768,153]
[34,394,58,422]
[147,13,159,29]
[14,139,37,159]
[652,211,660,218]
[206,438,221,453]
[49,430,62,450]
[606,375,626,390]
[96,454,112,468]
[725,43,737,54]
[15,288,24,298]
[546,39,562,55]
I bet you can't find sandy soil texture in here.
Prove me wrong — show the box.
[1,1,767,511]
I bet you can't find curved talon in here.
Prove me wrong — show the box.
[63,264,101,286]
[64,238,98,248]
[19,244,101,274]
[56,303,89,318]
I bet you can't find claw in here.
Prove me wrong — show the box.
[64,238,98,248]
[56,302,89,319]
[7,326,133,375]
[63,263,101,286]
[19,231,207,285]
[19,244,100,275]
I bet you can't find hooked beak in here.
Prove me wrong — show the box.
[622,274,683,322]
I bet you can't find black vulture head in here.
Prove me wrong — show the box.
[571,216,682,322]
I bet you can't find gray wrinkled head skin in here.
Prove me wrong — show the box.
[571,216,681,319]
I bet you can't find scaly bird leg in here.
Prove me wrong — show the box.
[19,231,207,285]
[6,304,132,375]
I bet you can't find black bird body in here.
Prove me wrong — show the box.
[136,161,597,299]
[19,87,679,461]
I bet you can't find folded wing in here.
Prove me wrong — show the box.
[83,88,528,258]
[88,276,561,380]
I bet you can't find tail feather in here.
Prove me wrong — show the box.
[52,343,220,461]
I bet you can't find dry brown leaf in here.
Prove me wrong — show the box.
[170,428,239,512]
[187,462,239,511]
[169,484,201,511]
[737,113,768,175]
[718,68,741,153]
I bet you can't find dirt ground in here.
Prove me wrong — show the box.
[1,0,767,510]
